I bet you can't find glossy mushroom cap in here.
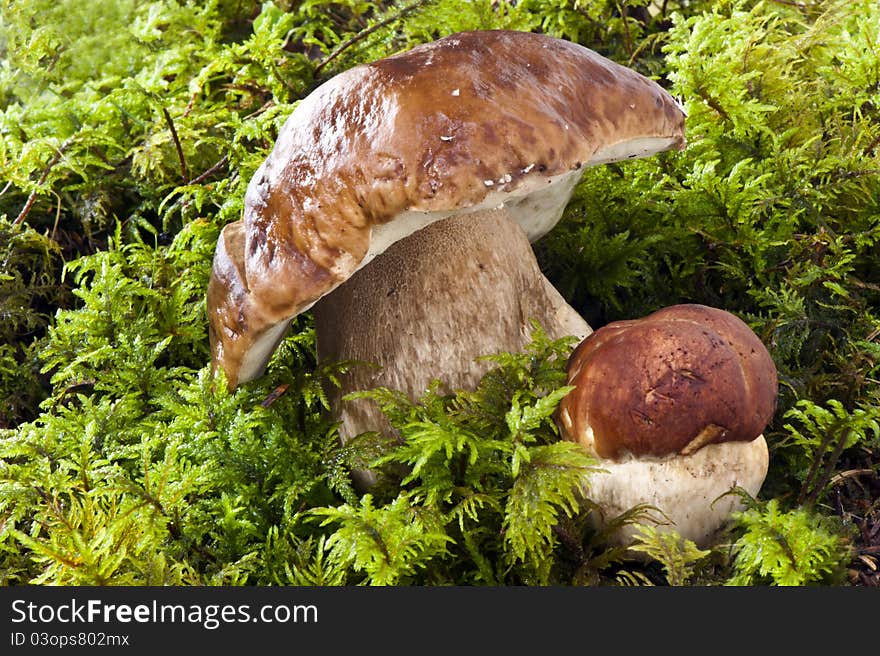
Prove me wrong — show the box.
[556,304,778,547]
[207,29,687,388]
[557,304,778,461]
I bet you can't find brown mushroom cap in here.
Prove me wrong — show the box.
[557,304,778,460]
[207,29,687,388]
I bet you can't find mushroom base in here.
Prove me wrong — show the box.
[583,435,769,549]
[313,208,592,489]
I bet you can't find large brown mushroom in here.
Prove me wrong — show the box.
[556,304,778,547]
[206,29,687,397]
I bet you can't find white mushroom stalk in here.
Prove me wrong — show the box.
[313,208,591,452]
[585,437,770,548]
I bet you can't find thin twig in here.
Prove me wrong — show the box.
[50,190,62,241]
[314,0,433,76]
[190,155,230,185]
[260,383,290,408]
[162,107,189,184]
[243,99,275,121]
[13,136,75,227]
[830,469,876,486]
[617,2,633,58]
[184,88,200,118]
[694,88,731,123]
[768,0,809,8]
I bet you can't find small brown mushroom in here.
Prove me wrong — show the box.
[206,29,687,391]
[556,304,778,547]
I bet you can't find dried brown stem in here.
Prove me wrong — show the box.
[830,469,876,486]
[314,0,433,76]
[694,87,732,123]
[13,137,75,227]
[162,107,189,184]
[190,155,230,185]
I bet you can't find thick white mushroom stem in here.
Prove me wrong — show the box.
[586,436,769,549]
[312,207,590,478]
